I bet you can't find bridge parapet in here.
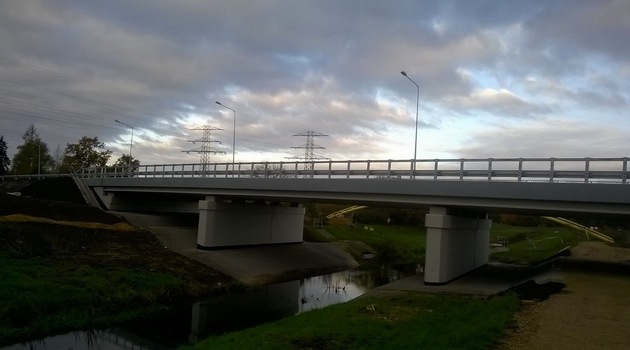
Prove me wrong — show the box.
[77,157,630,184]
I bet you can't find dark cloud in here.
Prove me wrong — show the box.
[0,1,627,165]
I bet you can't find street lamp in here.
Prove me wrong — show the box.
[114,119,134,165]
[401,71,419,173]
[215,101,236,166]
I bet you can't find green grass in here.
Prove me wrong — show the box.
[324,224,426,265]
[185,292,520,350]
[323,222,586,266]
[0,253,183,345]
[490,223,583,264]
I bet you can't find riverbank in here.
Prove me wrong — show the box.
[0,193,236,346]
[0,178,361,347]
[119,212,359,286]
[496,241,630,350]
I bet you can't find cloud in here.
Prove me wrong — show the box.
[453,118,629,158]
[0,1,628,166]
[442,88,550,118]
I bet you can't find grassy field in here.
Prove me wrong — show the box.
[324,224,426,265]
[490,223,583,264]
[186,291,520,350]
[322,221,586,266]
[0,218,234,347]
[0,253,179,344]
[186,222,586,349]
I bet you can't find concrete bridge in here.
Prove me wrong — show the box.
[78,157,630,285]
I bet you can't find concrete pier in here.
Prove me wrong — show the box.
[197,196,305,249]
[424,207,492,285]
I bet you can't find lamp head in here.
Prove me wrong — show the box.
[400,71,407,77]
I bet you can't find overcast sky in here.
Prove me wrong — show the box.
[1,1,628,166]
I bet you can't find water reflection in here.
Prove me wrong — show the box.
[0,329,170,350]
[2,264,414,350]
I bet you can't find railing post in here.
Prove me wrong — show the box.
[409,159,415,179]
[366,160,371,179]
[488,158,493,181]
[347,161,351,179]
[434,159,438,180]
[387,160,392,179]
[623,158,628,184]
[550,158,555,182]
[584,158,590,183]
[328,160,332,179]
[518,158,523,182]
[459,159,464,180]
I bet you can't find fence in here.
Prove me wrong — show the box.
[73,157,629,184]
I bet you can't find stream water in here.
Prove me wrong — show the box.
[2,264,416,350]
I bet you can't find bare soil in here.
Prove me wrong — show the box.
[496,242,630,350]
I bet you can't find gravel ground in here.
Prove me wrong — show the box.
[496,242,630,350]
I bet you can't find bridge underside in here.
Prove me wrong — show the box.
[92,187,491,284]
[93,189,306,249]
[197,196,304,249]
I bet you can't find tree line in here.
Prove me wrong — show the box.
[0,125,139,176]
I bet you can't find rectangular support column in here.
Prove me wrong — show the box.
[424,207,492,285]
[197,197,305,249]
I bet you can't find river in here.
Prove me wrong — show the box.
[2,263,416,350]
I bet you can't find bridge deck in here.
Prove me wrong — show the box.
[84,176,630,216]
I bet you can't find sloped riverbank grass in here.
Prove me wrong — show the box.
[0,219,235,347]
[490,223,583,264]
[0,252,179,344]
[324,224,427,265]
[186,291,521,350]
[323,222,586,266]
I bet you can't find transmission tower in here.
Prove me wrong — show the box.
[182,125,226,164]
[289,131,329,175]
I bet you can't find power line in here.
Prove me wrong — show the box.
[0,57,214,141]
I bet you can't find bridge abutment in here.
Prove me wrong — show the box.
[424,207,491,285]
[197,196,305,249]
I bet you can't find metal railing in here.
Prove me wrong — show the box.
[76,157,629,184]
[0,173,71,181]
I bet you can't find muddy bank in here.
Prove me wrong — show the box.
[496,241,630,350]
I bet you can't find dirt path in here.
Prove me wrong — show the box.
[497,242,630,350]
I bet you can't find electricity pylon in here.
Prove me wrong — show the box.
[289,131,329,177]
[183,125,226,164]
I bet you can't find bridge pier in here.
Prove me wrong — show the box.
[424,207,492,285]
[197,196,305,249]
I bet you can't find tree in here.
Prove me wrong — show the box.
[113,154,140,168]
[10,125,53,175]
[0,136,10,175]
[60,136,112,172]
[110,154,140,176]
[51,144,63,174]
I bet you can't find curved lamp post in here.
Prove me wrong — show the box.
[215,101,236,165]
[400,71,419,174]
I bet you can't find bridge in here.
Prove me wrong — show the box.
[76,157,630,285]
